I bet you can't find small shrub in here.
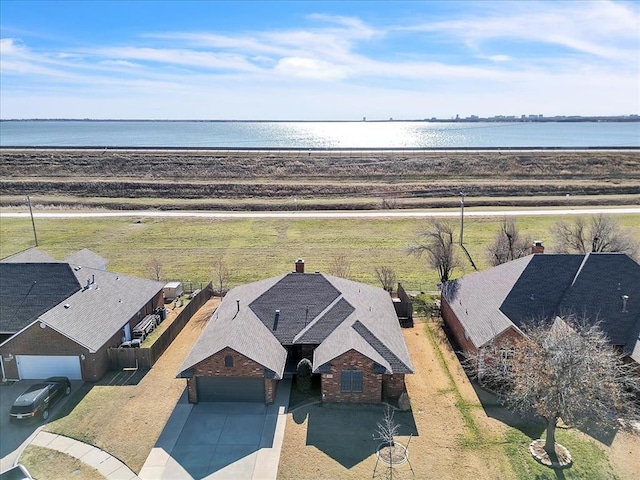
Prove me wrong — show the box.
[296,358,313,393]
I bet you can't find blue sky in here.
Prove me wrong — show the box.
[1,0,638,119]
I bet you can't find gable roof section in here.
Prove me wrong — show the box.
[250,273,341,344]
[295,298,355,344]
[556,253,640,353]
[1,248,56,263]
[500,255,585,328]
[444,253,640,357]
[38,266,164,352]
[441,255,534,348]
[64,249,108,270]
[312,275,414,374]
[178,277,287,379]
[0,263,80,334]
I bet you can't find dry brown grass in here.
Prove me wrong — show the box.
[278,319,640,479]
[19,445,106,480]
[277,319,514,480]
[44,298,219,473]
[1,148,638,210]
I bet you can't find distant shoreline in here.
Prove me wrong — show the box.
[1,117,639,123]
[1,146,639,151]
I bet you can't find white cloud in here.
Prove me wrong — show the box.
[1,2,638,119]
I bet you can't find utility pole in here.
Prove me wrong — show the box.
[459,192,465,246]
[27,195,39,246]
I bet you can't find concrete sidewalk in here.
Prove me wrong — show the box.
[29,431,139,480]
[139,379,291,480]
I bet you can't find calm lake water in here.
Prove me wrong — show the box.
[1,120,638,148]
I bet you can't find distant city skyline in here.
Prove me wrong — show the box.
[1,1,638,120]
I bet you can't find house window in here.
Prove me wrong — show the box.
[224,355,234,367]
[340,370,363,393]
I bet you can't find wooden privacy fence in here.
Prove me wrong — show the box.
[108,282,213,370]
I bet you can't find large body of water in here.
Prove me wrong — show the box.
[1,120,638,148]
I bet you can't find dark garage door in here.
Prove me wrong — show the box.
[196,377,265,402]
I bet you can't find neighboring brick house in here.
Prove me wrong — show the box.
[441,252,640,367]
[0,248,164,382]
[178,259,414,404]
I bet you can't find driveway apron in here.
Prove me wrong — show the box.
[139,378,290,480]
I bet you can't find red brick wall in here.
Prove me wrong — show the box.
[441,296,478,353]
[382,374,405,398]
[265,378,278,403]
[186,347,270,403]
[0,322,88,380]
[321,350,381,403]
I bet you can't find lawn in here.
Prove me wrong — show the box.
[19,445,105,480]
[1,213,638,290]
[277,319,637,479]
[42,298,219,473]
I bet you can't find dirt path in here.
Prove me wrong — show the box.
[46,297,219,473]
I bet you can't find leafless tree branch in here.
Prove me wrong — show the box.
[408,219,460,283]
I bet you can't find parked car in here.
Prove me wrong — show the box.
[9,377,71,422]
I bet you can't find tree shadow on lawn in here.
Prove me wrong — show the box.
[292,403,418,469]
[471,382,618,447]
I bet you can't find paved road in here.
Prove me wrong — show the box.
[1,207,639,220]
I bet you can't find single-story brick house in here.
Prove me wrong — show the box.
[0,248,164,382]
[178,259,414,404]
[441,252,640,366]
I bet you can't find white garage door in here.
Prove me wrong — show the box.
[16,355,82,380]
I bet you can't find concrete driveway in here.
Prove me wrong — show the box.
[140,379,290,480]
[0,380,83,471]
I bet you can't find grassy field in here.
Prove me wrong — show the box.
[1,213,639,289]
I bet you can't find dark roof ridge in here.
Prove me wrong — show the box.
[293,294,346,343]
[351,319,413,373]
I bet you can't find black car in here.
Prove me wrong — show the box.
[9,377,71,422]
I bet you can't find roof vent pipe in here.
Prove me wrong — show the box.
[295,259,305,273]
[274,309,280,330]
[236,299,240,313]
[622,295,629,313]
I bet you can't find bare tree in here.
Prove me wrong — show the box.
[487,217,532,266]
[327,254,352,279]
[552,214,638,258]
[375,266,397,293]
[147,257,162,282]
[374,406,401,447]
[467,317,640,461]
[213,258,230,296]
[409,219,460,284]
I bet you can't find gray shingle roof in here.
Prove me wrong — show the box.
[178,277,288,379]
[250,273,341,344]
[1,248,56,263]
[0,263,81,334]
[39,266,164,352]
[179,271,414,378]
[442,253,640,358]
[64,249,108,270]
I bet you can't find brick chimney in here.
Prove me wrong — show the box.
[532,241,545,254]
[295,258,305,273]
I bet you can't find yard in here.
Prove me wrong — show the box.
[277,318,640,479]
[36,297,220,474]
